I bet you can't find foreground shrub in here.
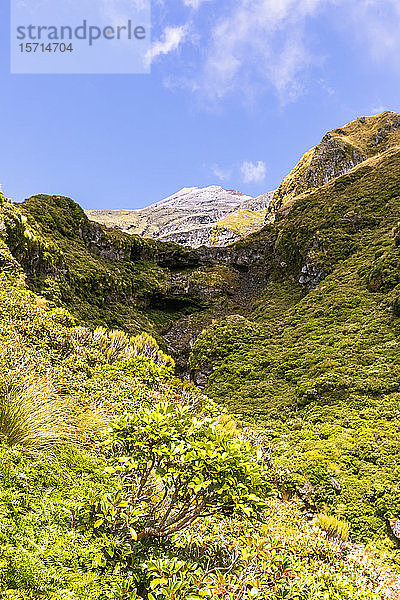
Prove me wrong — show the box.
[82,402,269,545]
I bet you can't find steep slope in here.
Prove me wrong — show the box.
[190,132,400,543]
[268,111,400,219]
[87,186,273,248]
[1,193,271,366]
[1,193,195,337]
[2,196,398,600]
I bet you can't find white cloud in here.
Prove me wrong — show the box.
[151,0,400,105]
[212,165,232,181]
[370,105,386,115]
[240,161,267,184]
[195,0,325,104]
[145,25,188,64]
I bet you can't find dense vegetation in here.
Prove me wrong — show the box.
[191,145,400,546]
[2,112,400,597]
[1,231,391,598]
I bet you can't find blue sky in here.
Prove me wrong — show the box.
[1,0,400,209]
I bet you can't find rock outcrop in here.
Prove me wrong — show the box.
[267,111,400,221]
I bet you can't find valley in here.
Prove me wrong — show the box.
[1,111,400,598]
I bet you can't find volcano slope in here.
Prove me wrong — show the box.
[191,117,400,545]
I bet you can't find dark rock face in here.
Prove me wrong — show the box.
[298,262,327,292]
[85,221,128,261]
[192,362,213,388]
[163,314,216,375]
[296,237,328,292]
[372,113,400,145]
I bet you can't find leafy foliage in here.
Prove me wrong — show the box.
[82,402,268,545]
[0,258,392,599]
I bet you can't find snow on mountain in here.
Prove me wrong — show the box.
[86,186,272,248]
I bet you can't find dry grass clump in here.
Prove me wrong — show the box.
[0,377,75,455]
[75,406,112,444]
[316,513,350,542]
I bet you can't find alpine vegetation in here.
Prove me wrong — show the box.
[1,112,400,599]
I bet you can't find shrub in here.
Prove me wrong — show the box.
[130,332,175,369]
[82,402,269,545]
[106,355,174,388]
[70,327,175,370]
[49,307,76,327]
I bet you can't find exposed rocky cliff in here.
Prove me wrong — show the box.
[268,111,400,221]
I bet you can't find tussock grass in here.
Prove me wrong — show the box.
[0,377,74,455]
[316,513,350,542]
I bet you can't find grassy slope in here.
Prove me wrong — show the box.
[190,146,400,543]
[1,194,236,340]
[1,112,400,594]
[85,209,157,237]
[209,208,268,244]
[0,216,394,599]
[271,111,400,212]
[1,194,165,335]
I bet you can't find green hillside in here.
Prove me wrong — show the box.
[269,111,400,215]
[0,251,394,598]
[1,112,400,598]
[191,132,400,544]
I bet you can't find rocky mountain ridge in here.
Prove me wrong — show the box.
[86,185,273,248]
[268,110,400,220]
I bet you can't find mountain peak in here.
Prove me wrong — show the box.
[149,185,253,211]
[269,110,400,216]
[87,185,272,247]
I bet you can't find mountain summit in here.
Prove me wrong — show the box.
[88,112,400,249]
[269,110,400,219]
[86,185,273,248]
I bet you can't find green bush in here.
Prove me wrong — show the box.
[48,307,76,328]
[82,402,269,546]
[103,355,174,388]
